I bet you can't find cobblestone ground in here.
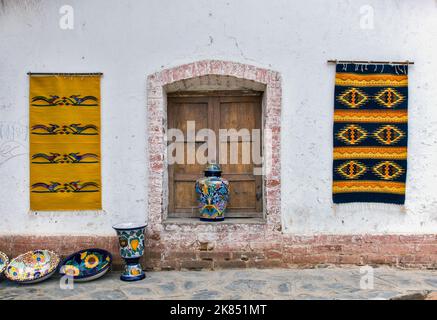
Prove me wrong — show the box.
[1,266,436,300]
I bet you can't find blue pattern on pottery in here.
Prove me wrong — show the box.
[116,229,145,258]
[59,248,112,281]
[5,250,60,284]
[120,262,145,281]
[0,251,9,276]
[195,164,229,221]
[113,223,147,281]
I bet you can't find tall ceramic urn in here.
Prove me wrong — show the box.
[112,222,147,281]
[195,164,229,221]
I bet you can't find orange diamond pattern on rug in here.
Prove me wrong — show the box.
[336,161,367,180]
[373,125,405,145]
[372,161,405,181]
[336,124,368,145]
[375,88,405,108]
[337,87,369,108]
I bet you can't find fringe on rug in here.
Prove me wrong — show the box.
[333,202,406,214]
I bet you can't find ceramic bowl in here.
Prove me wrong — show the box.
[59,248,112,282]
[5,250,60,284]
[0,251,9,276]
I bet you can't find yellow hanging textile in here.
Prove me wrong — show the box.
[29,75,102,210]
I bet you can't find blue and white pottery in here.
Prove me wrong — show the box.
[113,222,147,281]
[5,250,60,284]
[0,251,9,278]
[195,164,229,221]
[59,248,112,282]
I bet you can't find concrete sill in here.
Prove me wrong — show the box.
[163,217,266,225]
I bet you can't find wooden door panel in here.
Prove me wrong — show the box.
[171,142,210,175]
[227,180,256,209]
[220,102,257,131]
[168,102,208,135]
[168,98,210,215]
[174,181,198,210]
[219,141,254,174]
[218,96,262,216]
[167,92,263,218]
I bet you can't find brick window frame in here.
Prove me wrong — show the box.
[146,61,281,263]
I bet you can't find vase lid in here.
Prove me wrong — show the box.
[204,163,222,173]
[112,221,147,231]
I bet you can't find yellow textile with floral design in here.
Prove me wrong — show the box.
[29,75,101,210]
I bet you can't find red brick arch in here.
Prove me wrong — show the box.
[145,60,282,269]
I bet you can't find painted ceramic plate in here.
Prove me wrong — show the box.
[59,248,112,282]
[0,251,9,276]
[5,250,60,284]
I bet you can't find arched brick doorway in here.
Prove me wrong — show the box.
[146,60,282,270]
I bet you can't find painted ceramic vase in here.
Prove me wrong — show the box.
[113,222,147,281]
[195,164,229,221]
[59,248,112,282]
[0,251,9,277]
[5,250,60,284]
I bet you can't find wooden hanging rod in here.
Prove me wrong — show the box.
[27,72,103,76]
[327,60,414,65]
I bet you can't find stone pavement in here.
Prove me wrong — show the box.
[1,266,436,300]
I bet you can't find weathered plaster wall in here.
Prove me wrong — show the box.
[0,0,437,236]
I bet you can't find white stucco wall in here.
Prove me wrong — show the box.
[0,0,436,236]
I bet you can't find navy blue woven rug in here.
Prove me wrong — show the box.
[333,63,408,205]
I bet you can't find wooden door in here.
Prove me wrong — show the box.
[167,91,263,218]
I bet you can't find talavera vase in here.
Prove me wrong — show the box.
[195,164,229,221]
[112,222,147,281]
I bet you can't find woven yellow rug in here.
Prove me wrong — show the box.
[29,75,101,210]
